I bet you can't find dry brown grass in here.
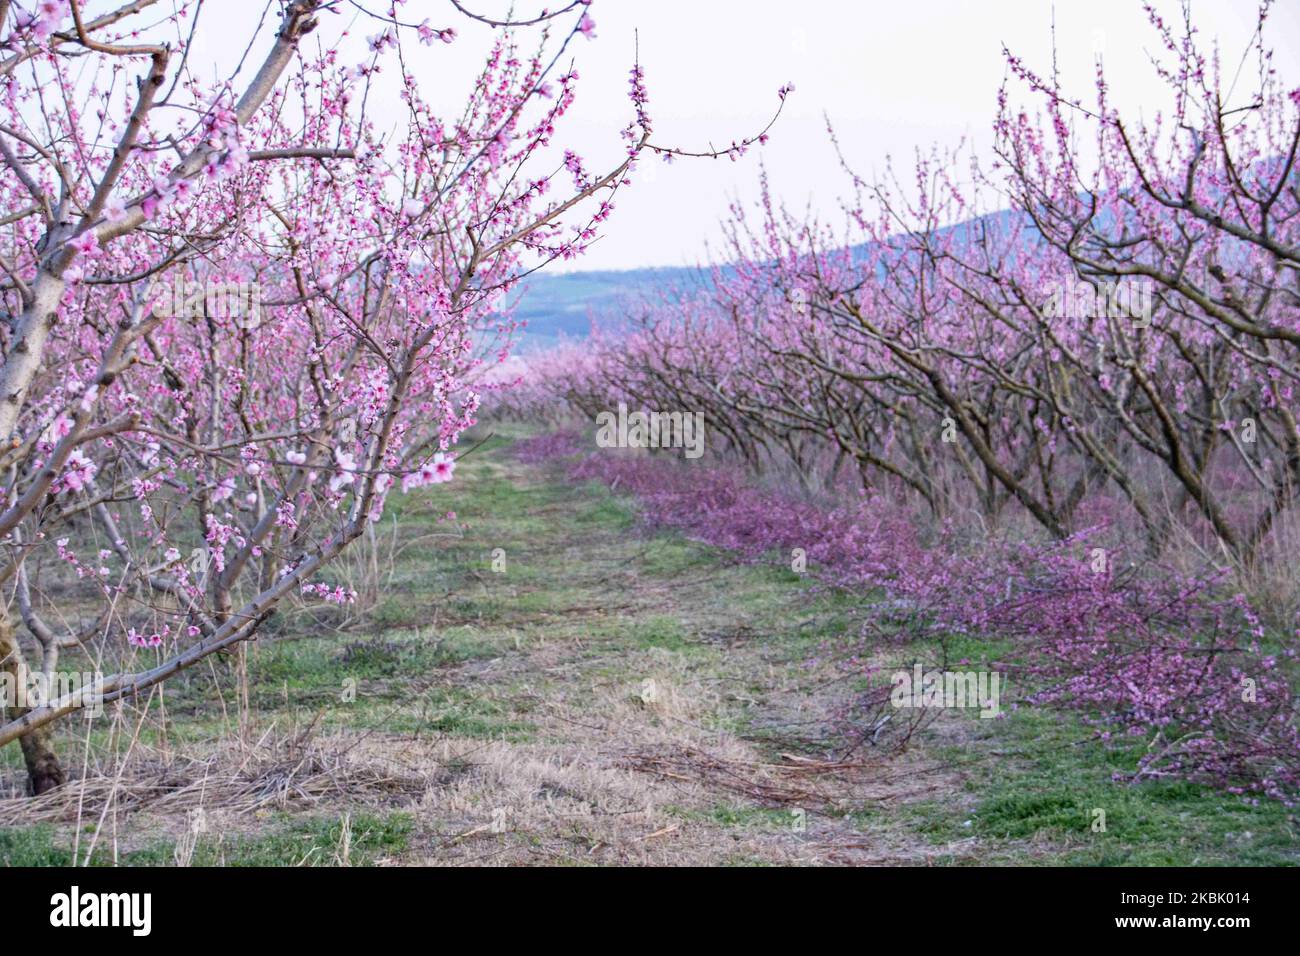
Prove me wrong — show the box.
[0,723,431,827]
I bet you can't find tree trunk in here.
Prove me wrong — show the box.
[0,613,65,795]
[17,724,65,794]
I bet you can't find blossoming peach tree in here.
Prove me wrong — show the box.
[0,0,783,794]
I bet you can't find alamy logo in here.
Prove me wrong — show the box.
[1,670,104,717]
[595,402,704,459]
[50,887,151,937]
[146,275,263,329]
[890,664,1002,718]
[1043,276,1153,327]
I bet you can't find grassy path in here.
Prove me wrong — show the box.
[2,428,1296,865]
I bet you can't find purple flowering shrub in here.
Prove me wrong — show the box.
[513,429,589,465]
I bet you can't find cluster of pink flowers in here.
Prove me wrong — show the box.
[300,583,357,605]
[15,0,61,40]
[58,449,97,493]
[400,452,456,492]
[416,22,456,46]
[127,628,165,649]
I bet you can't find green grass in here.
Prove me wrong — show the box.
[372,685,538,741]
[0,813,413,867]
[890,704,1299,865]
[629,616,694,653]
[668,804,798,830]
[192,812,414,866]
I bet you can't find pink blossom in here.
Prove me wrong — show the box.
[69,230,99,256]
[103,194,129,222]
[41,414,73,444]
[211,477,235,503]
[431,452,455,482]
[61,449,97,492]
[330,450,357,493]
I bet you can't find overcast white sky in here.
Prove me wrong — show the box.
[195,1,1300,272]
[519,0,1300,271]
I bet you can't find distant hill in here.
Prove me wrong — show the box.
[507,265,704,351]
[507,207,1033,351]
